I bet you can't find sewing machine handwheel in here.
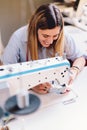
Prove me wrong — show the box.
[4,94,41,115]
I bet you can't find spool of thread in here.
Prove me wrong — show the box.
[17,91,29,109]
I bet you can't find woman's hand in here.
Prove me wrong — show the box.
[31,82,52,94]
[69,56,86,84]
[0,126,9,130]
[68,67,79,84]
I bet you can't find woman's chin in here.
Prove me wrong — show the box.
[43,44,50,47]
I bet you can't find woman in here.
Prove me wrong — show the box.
[0,3,86,94]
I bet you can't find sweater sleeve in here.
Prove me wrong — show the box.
[1,25,28,64]
[64,31,84,61]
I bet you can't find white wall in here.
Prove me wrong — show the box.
[0,0,53,47]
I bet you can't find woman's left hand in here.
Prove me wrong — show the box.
[68,67,79,84]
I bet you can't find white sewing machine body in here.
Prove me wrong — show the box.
[0,57,70,91]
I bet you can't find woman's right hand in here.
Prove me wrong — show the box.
[31,82,52,94]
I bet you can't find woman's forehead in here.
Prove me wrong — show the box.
[39,26,60,35]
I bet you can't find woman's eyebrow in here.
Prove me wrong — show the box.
[53,34,59,37]
[42,34,49,37]
[42,33,59,36]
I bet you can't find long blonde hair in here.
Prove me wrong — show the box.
[27,3,64,60]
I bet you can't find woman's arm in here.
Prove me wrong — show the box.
[0,33,20,64]
[1,26,28,64]
[69,56,86,84]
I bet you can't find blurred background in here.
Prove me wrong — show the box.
[0,0,86,47]
[0,0,54,47]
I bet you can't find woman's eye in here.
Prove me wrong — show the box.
[42,34,59,39]
[43,35,48,38]
[53,35,59,39]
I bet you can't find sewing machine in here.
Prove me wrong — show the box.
[0,56,70,115]
[0,56,70,90]
[63,0,87,31]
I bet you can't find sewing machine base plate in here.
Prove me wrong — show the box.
[4,94,41,115]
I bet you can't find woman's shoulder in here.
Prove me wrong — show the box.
[64,28,75,44]
[64,29,71,38]
[14,24,28,35]
[12,24,28,43]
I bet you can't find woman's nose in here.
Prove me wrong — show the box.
[47,37,53,44]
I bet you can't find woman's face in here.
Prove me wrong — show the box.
[38,26,60,47]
